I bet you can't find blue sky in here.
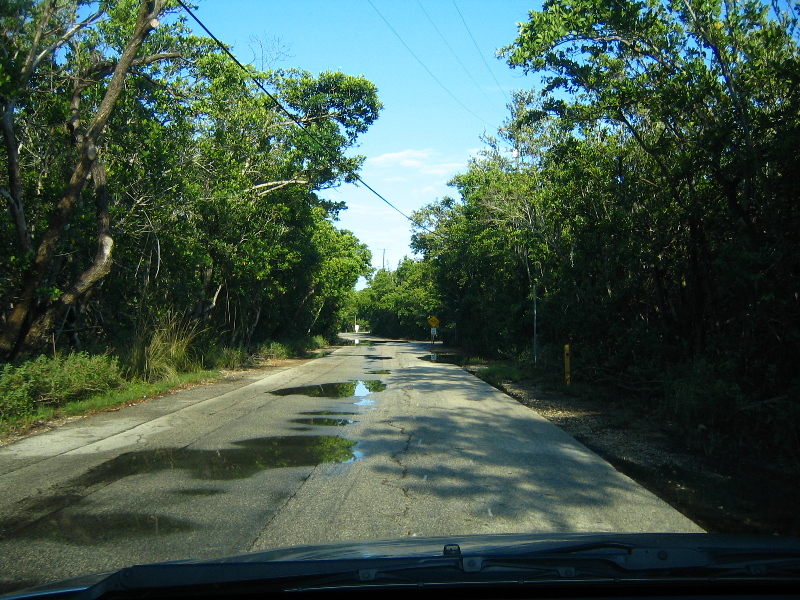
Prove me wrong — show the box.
[187,1,539,275]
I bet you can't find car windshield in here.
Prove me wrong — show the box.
[1,0,798,595]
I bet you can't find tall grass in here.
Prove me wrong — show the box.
[254,341,292,360]
[126,311,201,381]
[203,345,251,370]
[0,331,334,435]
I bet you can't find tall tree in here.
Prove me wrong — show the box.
[0,0,176,359]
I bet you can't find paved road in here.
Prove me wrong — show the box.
[0,335,702,592]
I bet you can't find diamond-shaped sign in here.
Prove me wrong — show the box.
[427,316,440,327]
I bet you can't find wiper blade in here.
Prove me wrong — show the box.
[70,541,800,599]
[71,558,463,600]
[489,541,800,579]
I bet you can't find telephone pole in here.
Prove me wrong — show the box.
[377,248,387,270]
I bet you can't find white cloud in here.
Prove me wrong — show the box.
[367,148,466,178]
[420,162,466,176]
[367,149,434,166]
[412,185,438,199]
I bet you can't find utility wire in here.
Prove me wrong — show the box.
[367,0,493,128]
[452,0,511,105]
[415,0,497,113]
[175,0,417,225]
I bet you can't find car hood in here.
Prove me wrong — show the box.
[4,532,800,600]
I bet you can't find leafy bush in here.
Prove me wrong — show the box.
[255,341,292,360]
[204,346,250,370]
[0,353,123,423]
[663,362,800,461]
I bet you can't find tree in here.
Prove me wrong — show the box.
[360,259,439,340]
[1,2,383,358]
[0,0,177,359]
[393,0,800,457]
[502,0,800,376]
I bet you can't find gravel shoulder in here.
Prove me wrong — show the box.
[487,378,799,536]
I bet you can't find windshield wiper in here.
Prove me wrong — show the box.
[472,540,800,580]
[70,540,800,599]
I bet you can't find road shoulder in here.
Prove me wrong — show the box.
[493,379,799,536]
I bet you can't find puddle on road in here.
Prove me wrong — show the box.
[2,435,362,544]
[72,436,359,487]
[353,398,375,406]
[4,511,198,544]
[298,411,358,416]
[419,353,464,365]
[269,380,386,398]
[365,355,391,360]
[290,418,356,426]
[367,369,390,374]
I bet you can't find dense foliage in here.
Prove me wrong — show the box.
[368,0,800,459]
[354,259,437,339]
[1,0,377,363]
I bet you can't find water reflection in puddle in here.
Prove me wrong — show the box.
[269,380,386,398]
[418,353,464,365]
[354,398,374,406]
[365,355,391,360]
[72,436,359,487]
[290,418,356,426]
[299,411,358,416]
[367,370,390,374]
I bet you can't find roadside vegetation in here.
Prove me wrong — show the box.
[1,1,377,363]
[1,2,375,433]
[361,1,800,466]
[0,328,331,436]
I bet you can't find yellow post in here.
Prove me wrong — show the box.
[564,344,571,386]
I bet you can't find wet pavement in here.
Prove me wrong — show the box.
[418,353,465,365]
[269,380,386,397]
[0,344,390,593]
[0,334,701,593]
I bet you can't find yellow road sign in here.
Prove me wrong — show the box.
[427,316,440,327]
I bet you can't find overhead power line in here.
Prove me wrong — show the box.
[415,0,497,113]
[367,0,493,128]
[174,0,417,226]
[452,0,511,106]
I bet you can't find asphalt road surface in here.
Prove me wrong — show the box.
[0,335,702,592]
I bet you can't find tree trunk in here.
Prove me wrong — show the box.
[0,0,166,361]
[1,100,32,254]
[20,162,115,355]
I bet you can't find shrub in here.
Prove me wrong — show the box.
[255,341,292,360]
[0,353,123,424]
[204,346,250,370]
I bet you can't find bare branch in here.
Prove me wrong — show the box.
[30,9,105,75]
[247,179,309,196]
[21,0,57,84]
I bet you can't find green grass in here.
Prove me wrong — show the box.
[0,332,333,439]
[0,370,218,437]
[126,311,202,381]
[474,362,527,385]
[0,352,123,424]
